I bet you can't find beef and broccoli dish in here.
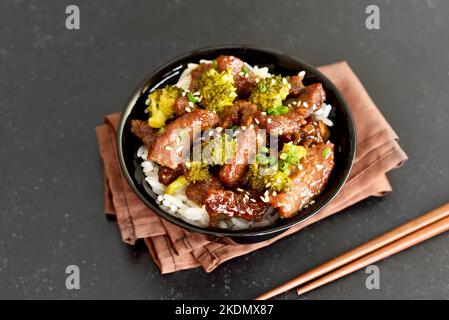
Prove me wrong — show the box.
[131,55,335,230]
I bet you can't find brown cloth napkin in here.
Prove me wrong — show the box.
[96,61,408,274]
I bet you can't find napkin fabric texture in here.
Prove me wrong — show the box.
[96,61,408,274]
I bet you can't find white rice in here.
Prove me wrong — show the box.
[314,103,333,127]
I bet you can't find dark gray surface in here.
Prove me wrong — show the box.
[1,0,448,300]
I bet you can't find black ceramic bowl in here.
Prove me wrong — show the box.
[117,45,356,243]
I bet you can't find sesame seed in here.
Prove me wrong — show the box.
[255,118,260,124]
[282,77,288,84]
[272,191,277,196]
[292,101,297,105]
[241,126,247,131]
[266,182,271,188]
[303,102,309,108]
[145,98,151,105]
[264,190,269,197]
[188,102,194,108]
[193,91,200,96]
[260,196,268,203]
[250,198,256,203]
[216,127,223,133]
[298,71,306,78]
[261,112,267,116]
[271,79,276,84]
[245,73,249,78]
[238,71,244,76]
[237,188,244,192]
[267,118,272,124]
[249,124,254,129]
[255,78,260,83]
[165,146,172,151]
[181,91,186,96]
[185,107,192,112]
[244,194,250,200]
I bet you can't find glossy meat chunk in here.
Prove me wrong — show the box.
[219,127,257,186]
[219,100,257,129]
[185,175,223,205]
[205,190,267,224]
[158,166,182,185]
[300,120,331,148]
[289,75,305,96]
[173,96,193,117]
[216,55,258,97]
[216,55,244,76]
[130,120,157,153]
[255,110,307,137]
[189,63,212,91]
[298,83,326,108]
[148,109,219,169]
[270,143,335,218]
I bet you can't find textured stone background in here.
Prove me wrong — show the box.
[0,0,448,299]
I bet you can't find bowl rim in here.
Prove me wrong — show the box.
[116,44,357,238]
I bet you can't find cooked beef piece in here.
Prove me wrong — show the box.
[219,105,240,129]
[289,75,305,96]
[300,120,329,148]
[216,55,258,97]
[234,74,258,97]
[298,83,326,108]
[130,120,158,152]
[255,111,307,137]
[239,101,257,128]
[173,96,193,117]
[185,175,223,206]
[158,166,182,185]
[148,109,219,169]
[219,100,257,129]
[295,106,314,118]
[216,55,244,76]
[219,127,257,186]
[189,63,212,91]
[318,121,331,142]
[205,189,267,225]
[270,143,335,218]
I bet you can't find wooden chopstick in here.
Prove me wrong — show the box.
[296,214,449,296]
[255,202,449,300]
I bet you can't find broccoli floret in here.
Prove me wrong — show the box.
[243,164,291,193]
[279,142,307,175]
[202,134,236,166]
[269,170,291,192]
[146,85,180,128]
[249,75,290,111]
[186,162,210,183]
[198,69,237,113]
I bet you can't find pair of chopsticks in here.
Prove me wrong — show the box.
[256,202,449,300]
